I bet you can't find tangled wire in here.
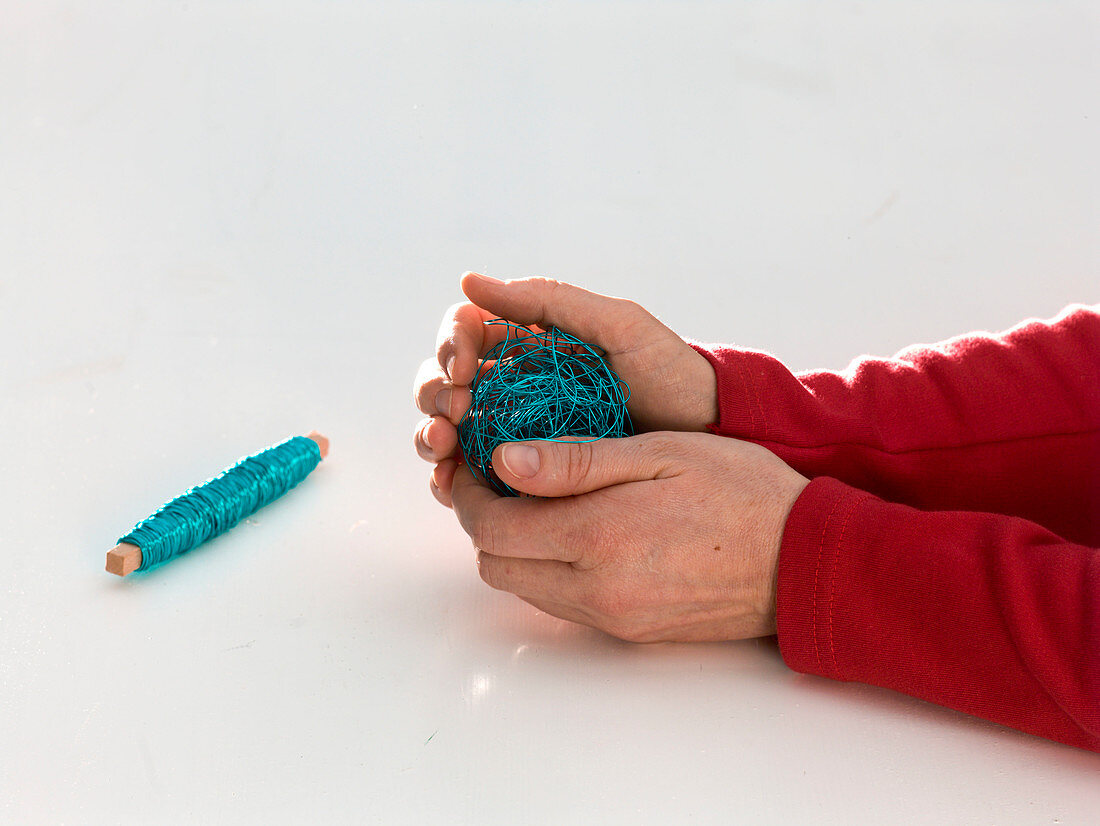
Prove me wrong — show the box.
[457,320,633,496]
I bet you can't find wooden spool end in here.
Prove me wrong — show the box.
[106,543,142,577]
[306,431,330,459]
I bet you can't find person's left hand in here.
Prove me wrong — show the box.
[451,430,810,642]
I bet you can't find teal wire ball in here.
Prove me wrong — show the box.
[457,320,633,497]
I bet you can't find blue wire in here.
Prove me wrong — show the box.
[457,320,632,497]
[118,435,322,571]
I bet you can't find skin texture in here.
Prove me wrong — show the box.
[413,273,809,642]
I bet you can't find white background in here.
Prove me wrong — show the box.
[2,2,1097,823]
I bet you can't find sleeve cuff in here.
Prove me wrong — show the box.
[688,342,773,440]
[775,476,873,681]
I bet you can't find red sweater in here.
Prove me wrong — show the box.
[693,305,1100,751]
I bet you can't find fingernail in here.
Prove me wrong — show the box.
[445,355,456,381]
[435,388,452,418]
[467,272,504,285]
[501,443,540,478]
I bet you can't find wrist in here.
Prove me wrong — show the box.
[686,348,720,431]
[760,469,811,636]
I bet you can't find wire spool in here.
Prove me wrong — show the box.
[106,433,327,576]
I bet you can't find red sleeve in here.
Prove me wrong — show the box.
[691,304,1100,545]
[778,477,1100,752]
[690,305,1100,749]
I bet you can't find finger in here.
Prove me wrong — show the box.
[436,302,529,388]
[476,549,583,605]
[413,358,447,414]
[460,272,647,354]
[430,458,460,508]
[450,464,587,563]
[435,296,551,387]
[414,416,458,462]
[491,432,680,497]
[436,302,484,386]
[414,361,472,423]
[414,418,433,461]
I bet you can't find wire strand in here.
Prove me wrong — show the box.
[457,320,632,496]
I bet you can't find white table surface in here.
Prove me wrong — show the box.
[2,2,1098,823]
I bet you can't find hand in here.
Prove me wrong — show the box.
[450,430,809,642]
[413,273,719,507]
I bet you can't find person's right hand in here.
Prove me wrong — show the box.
[413,273,719,507]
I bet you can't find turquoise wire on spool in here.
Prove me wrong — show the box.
[457,320,632,496]
[117,435,323,572]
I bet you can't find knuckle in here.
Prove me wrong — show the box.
[475,551,488,578]
[436,304,461,337]
[413,360,436,408]
[468,505,506,554]
[414,437,432,462]
[526,277,564,314]
[442,301,468,329]
[562,442,596,486]
[613,297,644,319]
[429,475,447,506]
[528,276,562,293]
[564,500,616,568]
[468,520,494,555]
[638,431,684,467]
[558,505,594,564]
[477,552,506,591]
[639,431,675,454]
[606,298,655,350]
[436,304,468,350]
[476,553,497,588]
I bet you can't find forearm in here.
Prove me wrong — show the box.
[691,304,1100,544]
[776,477,1100,752]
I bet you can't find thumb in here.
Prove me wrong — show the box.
[461,272,647,353]
[492,433,677,497]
